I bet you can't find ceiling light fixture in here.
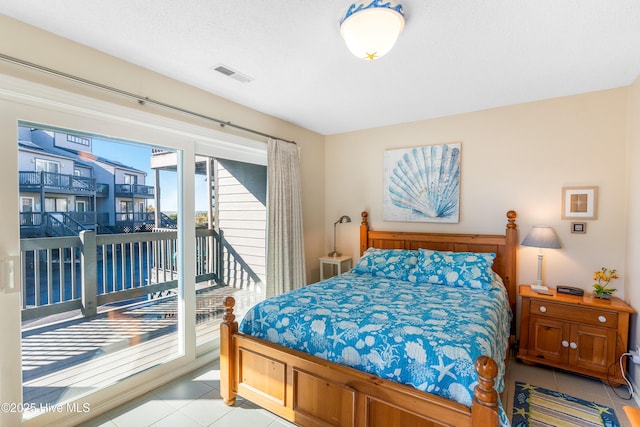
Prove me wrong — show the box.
[339,0,405,61]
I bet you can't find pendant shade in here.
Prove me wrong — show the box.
[340,1,405,61]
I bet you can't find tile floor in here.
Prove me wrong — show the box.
[81,355,639,427]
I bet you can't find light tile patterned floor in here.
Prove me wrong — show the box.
[78,358,296,427]
[81,355,639,427]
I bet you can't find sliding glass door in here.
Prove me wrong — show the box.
[18,124,183,416]
[0,72,267,426]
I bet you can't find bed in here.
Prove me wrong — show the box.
[220,210,518,427]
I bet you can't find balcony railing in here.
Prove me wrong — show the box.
[114,183,154,198]
[19,171,97,194]
[20,228,227,321]
[96,183,109,197]
[66,211,97,225]
[114,212,155,233]
[115,211,154,224]
[45,213,84,237]
[20,212,177,237]
[20,212,97,238]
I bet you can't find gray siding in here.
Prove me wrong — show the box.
[18,150,75,172]
[113,168,146,185]
[74,166,92,178]
[216,159,267,287]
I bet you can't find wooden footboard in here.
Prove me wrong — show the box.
[220,297,499,427]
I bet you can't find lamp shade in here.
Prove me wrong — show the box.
[340,1,405,61]
[521,226,561,249]
[335,215,351,225]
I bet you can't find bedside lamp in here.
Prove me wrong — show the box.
[521,226,561,291]
[328,215,351,257]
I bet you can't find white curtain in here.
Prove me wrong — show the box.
[266,138,306,297]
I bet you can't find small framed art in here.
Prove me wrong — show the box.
[571,222,586,234]
[562,186,598,220]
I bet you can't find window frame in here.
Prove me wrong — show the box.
[35,158,60,173]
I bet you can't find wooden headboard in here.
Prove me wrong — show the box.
[359,210,518,320]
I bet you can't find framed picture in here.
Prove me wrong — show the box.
[383,143,461,223]
[562,186,598,220]
[571,222,586,234]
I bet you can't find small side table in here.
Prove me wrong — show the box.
[319,256,352,280]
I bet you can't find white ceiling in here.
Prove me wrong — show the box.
[1,1,640,135]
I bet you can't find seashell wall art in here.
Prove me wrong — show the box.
[383,143,461,222]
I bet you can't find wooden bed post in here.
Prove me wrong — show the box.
[471,356,499,426]
[504,210,518,329]
[359,211,369,255]
[220,296,238,406]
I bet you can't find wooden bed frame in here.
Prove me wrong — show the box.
[220,210,518,427]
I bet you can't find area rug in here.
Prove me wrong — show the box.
[512,381,620,426]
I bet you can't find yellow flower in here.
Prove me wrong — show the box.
[593,267,618,296]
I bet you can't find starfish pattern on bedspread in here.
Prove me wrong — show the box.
[240,272,512,426]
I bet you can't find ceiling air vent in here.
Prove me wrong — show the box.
[212,64,253,83]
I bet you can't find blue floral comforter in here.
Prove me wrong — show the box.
[239,272,512,426]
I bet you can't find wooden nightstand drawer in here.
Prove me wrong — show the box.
[529,300,618,328]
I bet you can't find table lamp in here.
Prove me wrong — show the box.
[521,226,561,291]
[328,215,351,257]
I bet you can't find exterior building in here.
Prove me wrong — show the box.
[18,126,156,237]
[149,151,267,287]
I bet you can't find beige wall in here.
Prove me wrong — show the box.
[626,75,640,385]
[326,89,629,297]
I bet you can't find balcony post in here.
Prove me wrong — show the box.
[217,229,224,285]
[39,171,45,221]
[79,230,98,317]
[154,169,161,228]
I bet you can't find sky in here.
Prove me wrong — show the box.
[92,139,209,212]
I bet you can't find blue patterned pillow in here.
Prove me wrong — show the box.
[352,248,418,281]
[414,249,496,290]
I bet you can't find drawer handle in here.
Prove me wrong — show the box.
[598,315,607,323]
[562,340,569,348]
[570,342,578,349]
[539,306,547,313]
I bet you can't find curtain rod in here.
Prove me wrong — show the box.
[0,52,296,144]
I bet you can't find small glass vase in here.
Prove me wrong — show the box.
[594,293,612,300]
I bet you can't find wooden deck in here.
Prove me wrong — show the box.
[21,284,263,413]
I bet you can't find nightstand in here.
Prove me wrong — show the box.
[319,256,352,280]
[518,284,635,385]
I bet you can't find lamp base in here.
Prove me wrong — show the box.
[531,284,549,292]
[327,251,341,257]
